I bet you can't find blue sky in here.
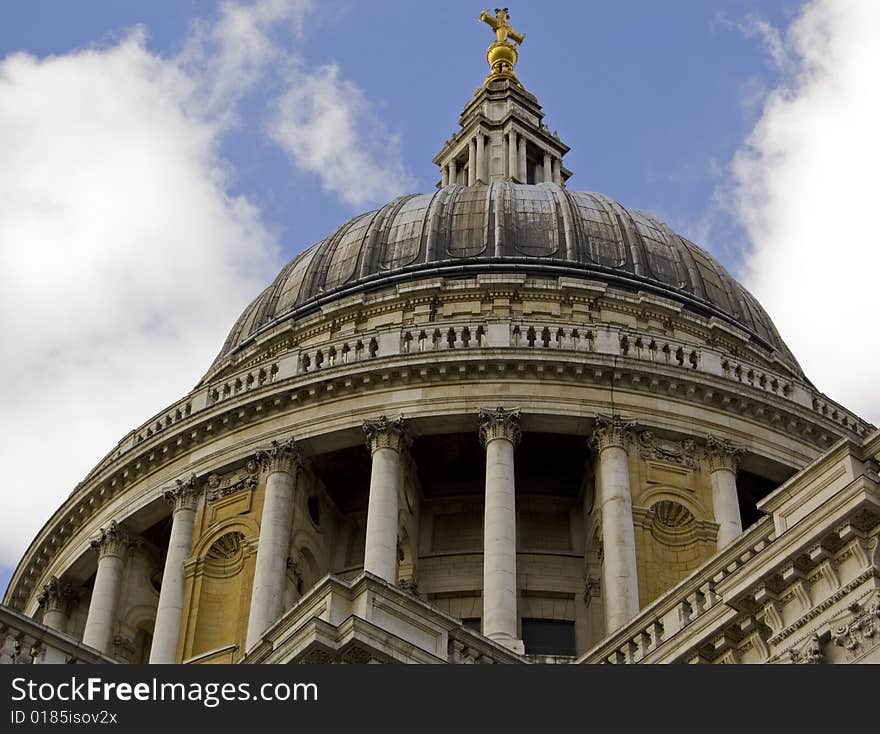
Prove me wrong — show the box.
[1,0,798,268]
[3,1,878,598]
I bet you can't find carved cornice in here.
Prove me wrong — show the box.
[255,438,301,475]
[89,521,138,560]
[478,406,522,447]
[163,473,202,513]
[591,413,638,453]
[37,576,73,614]
[705,435,746,473]
[363,415,410,454]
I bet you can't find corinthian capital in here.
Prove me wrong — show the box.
[705,435,745,473]
[37,577,73,614]
[89,521,138,559]
[363,415,410,454]
[591,413,638,452]
[478,407,522,447]
[163,473,202,513]
[255,438,301,475]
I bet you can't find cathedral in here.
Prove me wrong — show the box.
[3,10,878,666]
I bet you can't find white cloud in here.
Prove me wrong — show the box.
[270,63,416,207]
[730,0,880,426]
[0,0,412,571]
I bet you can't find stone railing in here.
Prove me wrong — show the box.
[0,604,116,664]
[578,517,776,664]
[243,572,523,665]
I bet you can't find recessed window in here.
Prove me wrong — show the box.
[522,619,575,656]
[462,618,481,633]
[307,496,320,527]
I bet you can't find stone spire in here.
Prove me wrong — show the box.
[433,8,571,188]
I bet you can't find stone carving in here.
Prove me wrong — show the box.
[831,595,880,659]
[477,406,522,446]
[286,556,304,594]
[37,577,73,614]
[206,474,258,502]
[255,438,301,475]
[637,430,698,468]
[163,473,201,512]
[206,532,245,561]
[591,413,638,452]
[788,633,824,664]
[704,435,745,473]
[363,415,410,454]
[89,521,137,559]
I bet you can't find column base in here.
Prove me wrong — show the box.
[486,633,525,655]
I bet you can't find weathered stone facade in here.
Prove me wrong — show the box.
[3,15,877,665]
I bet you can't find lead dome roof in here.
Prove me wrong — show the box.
[212,182,802,378]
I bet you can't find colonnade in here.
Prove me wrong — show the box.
[441,129,563,185]
[40,412,746,658]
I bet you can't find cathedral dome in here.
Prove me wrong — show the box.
[213,182,802,378]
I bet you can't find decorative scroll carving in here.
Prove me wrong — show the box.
[163,473,202,513]
[704,435,745,473]
[255,438,301,475]
[831,595,880,659]
[206,473,258,502]
[637,430,698,468]
[477,406,522,447]
[89,521,137,559]
[363,415,410,454]
[591,413,638,452]
[37,577,73,614]
[788,633,824,664]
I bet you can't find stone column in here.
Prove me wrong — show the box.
[476,133,485,184]
[441,164,449,187]
[591,414,640,633]
[479,407,523,653]
[543,151,553,183]
[706,436,745,549]
[38,577,73,633]
[246,439,301,651]
[552,157,562,185]
[508,130,518,181]
[518,136,527,183]
[468,138,477,186]
[83,522,135,654]
[149,474,201,664]
[449,158,458,186]
[363,416,409,583]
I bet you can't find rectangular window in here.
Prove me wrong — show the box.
[521,619,576,656]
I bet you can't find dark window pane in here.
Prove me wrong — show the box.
[522,619,575,656]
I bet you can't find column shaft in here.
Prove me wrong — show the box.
[518,136,527,183]
[475,133,485,184]
[83,556,124,652]
[364,446,402,581]
[711,468,742,547]
[246,443,298,650]
[149,478,199,663]
[597,444,639,631]
[552,157,562,184]
[508,130,518,181]
[441,164,449,187]
[543,151,553,183]
[468,138,477,186]
[449,158,458,185]
[483,436,517,643]
[706,436,745,549]
[479,407,523,653]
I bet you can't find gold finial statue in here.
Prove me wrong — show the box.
[479,8,525,84]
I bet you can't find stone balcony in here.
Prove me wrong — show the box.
[242,572,524,664]
[0,604,116,664]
